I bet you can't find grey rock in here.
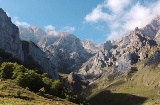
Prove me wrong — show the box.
[115,52,132,72]
[140,17,160,39]
[78,50,108,78]
[0,8,24,61]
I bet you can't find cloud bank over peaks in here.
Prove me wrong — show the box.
[12,17,30,28]
[61,26,75,33]
[45,24,75,33]
[44,25,56,31]
[85,0,160,41]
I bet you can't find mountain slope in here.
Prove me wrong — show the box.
[78,28,157,80]
[22,41,59,79]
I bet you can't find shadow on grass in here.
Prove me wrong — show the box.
[89,90,147,105]
[0,94,34,101]
[14,95,34,101]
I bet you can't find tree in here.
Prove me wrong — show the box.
[14,70,44,92]
[12,65,26,79]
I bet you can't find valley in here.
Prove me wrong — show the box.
[0,4,160,105]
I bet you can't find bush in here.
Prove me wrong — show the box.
[12,65,26,79]
[0,62,15,79]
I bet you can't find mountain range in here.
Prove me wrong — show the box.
[1,8,160,105]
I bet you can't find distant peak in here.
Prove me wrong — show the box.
[31,25,39,29]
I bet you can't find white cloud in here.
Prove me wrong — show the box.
[85,4,114,23]
[96,25,105,31]
[107,30,124,41]
[61,26,75,33]
[123,3,152,31]
[12,17,30,28]
[105,0,132,14]
[85,0,160,41]
[44,25,56,31]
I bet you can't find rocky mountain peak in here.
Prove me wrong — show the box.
[81,38,102,54]
[140,16,160,39]
[19,26,46,43]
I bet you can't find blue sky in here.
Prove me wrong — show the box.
[0,0,160,43]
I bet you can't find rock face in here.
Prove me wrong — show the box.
[115,52,132,72]
[38,32,91,73]
[0,8,24,61]
[79,50,108,78]
[22,41,59,79]
[78,27,157,79]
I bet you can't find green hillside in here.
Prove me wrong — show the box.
[82,60,160,105]
[0,50,88,105]
[0,79,77,105]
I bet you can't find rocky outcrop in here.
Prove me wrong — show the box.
[144,50,160,66]
[78,50,111,79]
[115,52,132,72]
[139,52,148,60]
[0,8,24,61]
[22,41,58,79]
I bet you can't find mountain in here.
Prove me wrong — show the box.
[19,26,92,73]
[78,25,158,80]
[80,17,160,105]
[0,8,24,61]
[0,8,89,105]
